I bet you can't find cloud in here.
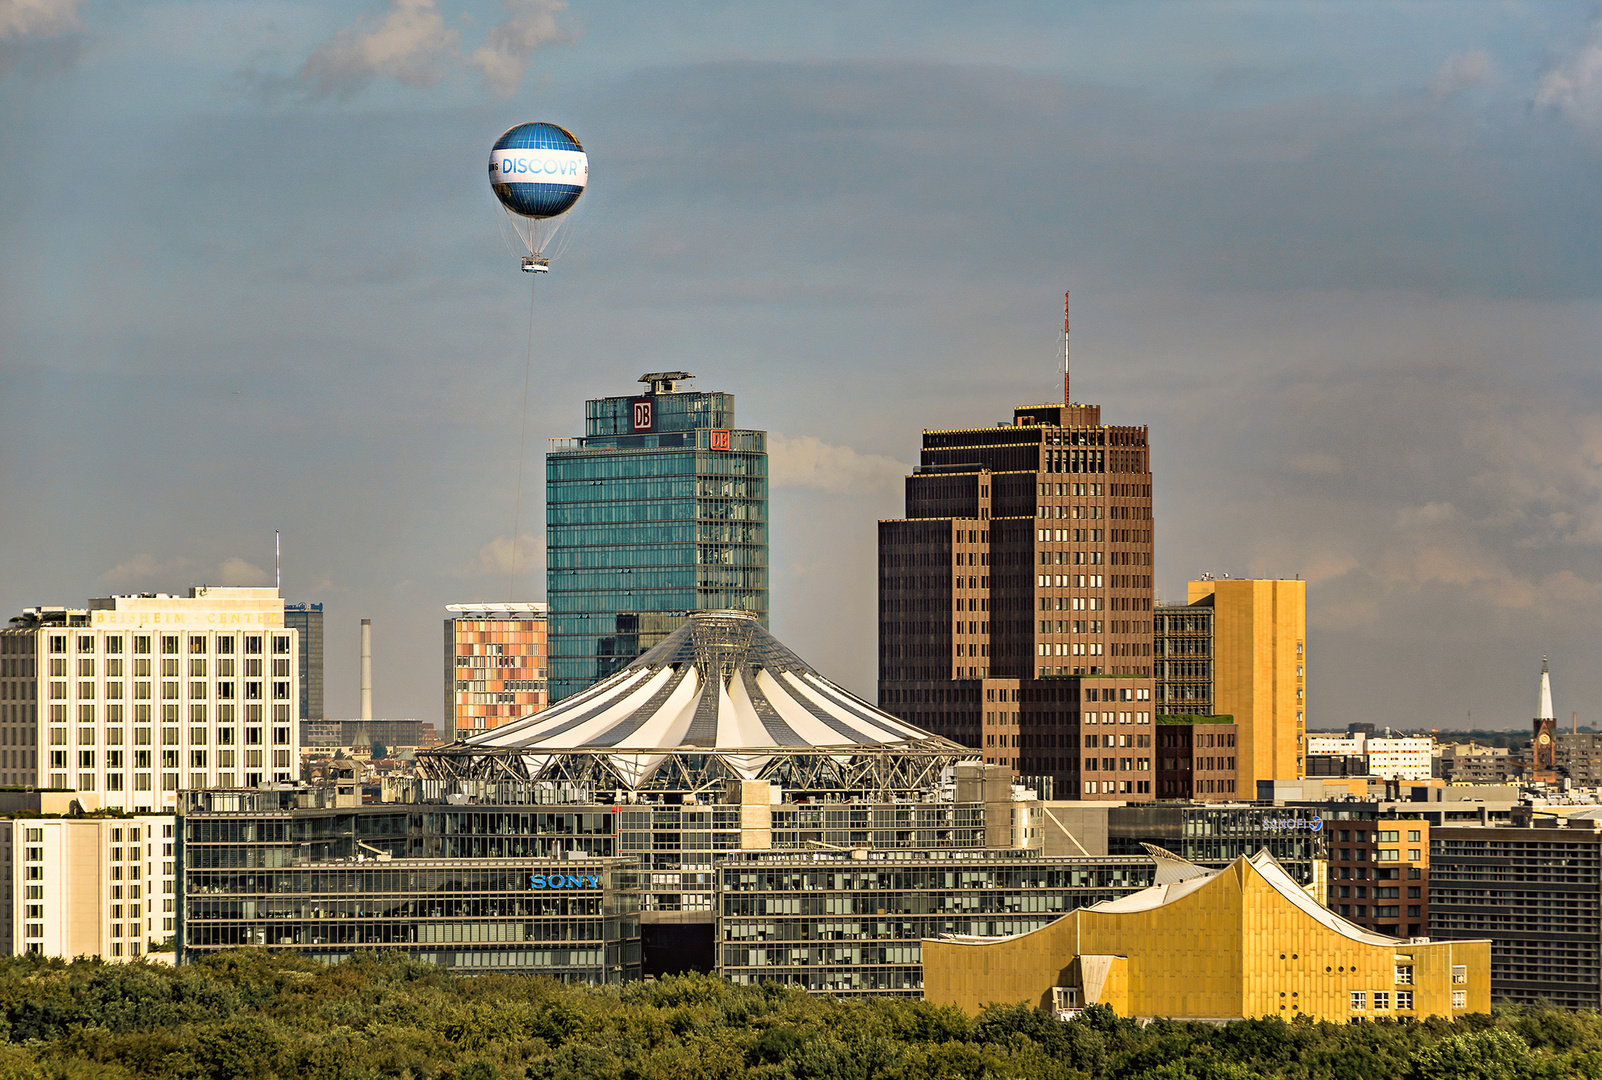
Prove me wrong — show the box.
[1536,25,1602,128]
[1432,49,1491,98]
[471,0,569,98]
[1396,501,1459,528]
[101,554,170,584]
[0,0,79,41]
[464,534,544,579]
[1286,453,1341,476]
[769,434,908,495]
[99,555,272,590]
[0,0,84,74]
[298,0,457,99]
[215,557,271,586]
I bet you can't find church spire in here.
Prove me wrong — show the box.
[1538,655,1554,721]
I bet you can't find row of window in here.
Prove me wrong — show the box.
[61,657,289,677]
[51,634,290,655]
[53,726,289,746]
[51,769,288,791]
[48,704,293,724]
[51,749,288,769]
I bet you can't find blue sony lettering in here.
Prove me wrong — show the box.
[565,874,581,887]
[531,874,545,888]
[585,875,599,887]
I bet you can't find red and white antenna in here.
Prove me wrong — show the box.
[1062,290,1071,405]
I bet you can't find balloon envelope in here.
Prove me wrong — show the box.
[489,122,587,220]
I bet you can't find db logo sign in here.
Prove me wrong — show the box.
[709,429,731,450]
[631,399,653,432]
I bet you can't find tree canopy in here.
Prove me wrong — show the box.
[0,952,1590,1080]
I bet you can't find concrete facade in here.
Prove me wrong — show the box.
[0,813,178,960]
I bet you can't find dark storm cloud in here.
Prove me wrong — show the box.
[583,60,1602,301]
[6,20,1602,730]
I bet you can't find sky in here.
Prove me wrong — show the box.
[4,0,1602,732]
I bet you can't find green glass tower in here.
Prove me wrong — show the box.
[546,372,768,702]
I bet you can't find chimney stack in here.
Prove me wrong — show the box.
[360,619,372,722]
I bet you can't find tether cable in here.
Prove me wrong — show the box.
[509,272,537,600]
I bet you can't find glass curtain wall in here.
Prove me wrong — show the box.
[548,389,768,702]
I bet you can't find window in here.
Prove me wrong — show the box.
[1395,966,1413,985]
[1452,990,1466,1009]
[1408,849,1420,861]
[1373,991,1390,1010]
[1396,991,1413,1011]
[1408,830,1420,842]
[1350,991,1365,1010]
[1452,966,1467,985]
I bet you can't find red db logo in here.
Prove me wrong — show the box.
[631,399,653,432]
[709,429,731,450]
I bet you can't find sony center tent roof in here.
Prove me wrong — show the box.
[424,611,967,791]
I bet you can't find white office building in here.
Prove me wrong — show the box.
[0,802,178,960]
[0,587,299,810]
[1366,737,1434,781]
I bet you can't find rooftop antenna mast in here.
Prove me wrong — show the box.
[1062,290,1071,405]
[275,531,280,592]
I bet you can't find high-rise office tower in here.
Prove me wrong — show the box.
[444,602,549,734]
[0,587,300,809]
[1154,601,1213,715]
[547,372,768,702]
[1186,577,1306,794]
[283,603,324,721]
[878,296,1157,801]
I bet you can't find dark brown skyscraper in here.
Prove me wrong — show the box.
[878,295,1157,802]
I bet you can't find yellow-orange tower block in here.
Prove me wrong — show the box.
[1189,578,1306,793]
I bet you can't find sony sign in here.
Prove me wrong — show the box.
[530,871,602,890]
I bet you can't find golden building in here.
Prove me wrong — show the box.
[1188,578,1305,792]
[924,851,1488,1022]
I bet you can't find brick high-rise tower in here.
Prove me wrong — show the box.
[878,294,1157,801]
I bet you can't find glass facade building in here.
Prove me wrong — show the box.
[717,850,1158,996]
[1107,802,1326,886]
[547,373,768,701]
[1154,601,1212,715]
[180,787,641,981]
[284,604,325,722]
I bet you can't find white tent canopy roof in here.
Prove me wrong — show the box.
[466,611,938,759]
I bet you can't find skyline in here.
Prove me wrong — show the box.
[4,1,1602,730]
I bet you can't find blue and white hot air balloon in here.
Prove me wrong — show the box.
[488,122,588,273]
